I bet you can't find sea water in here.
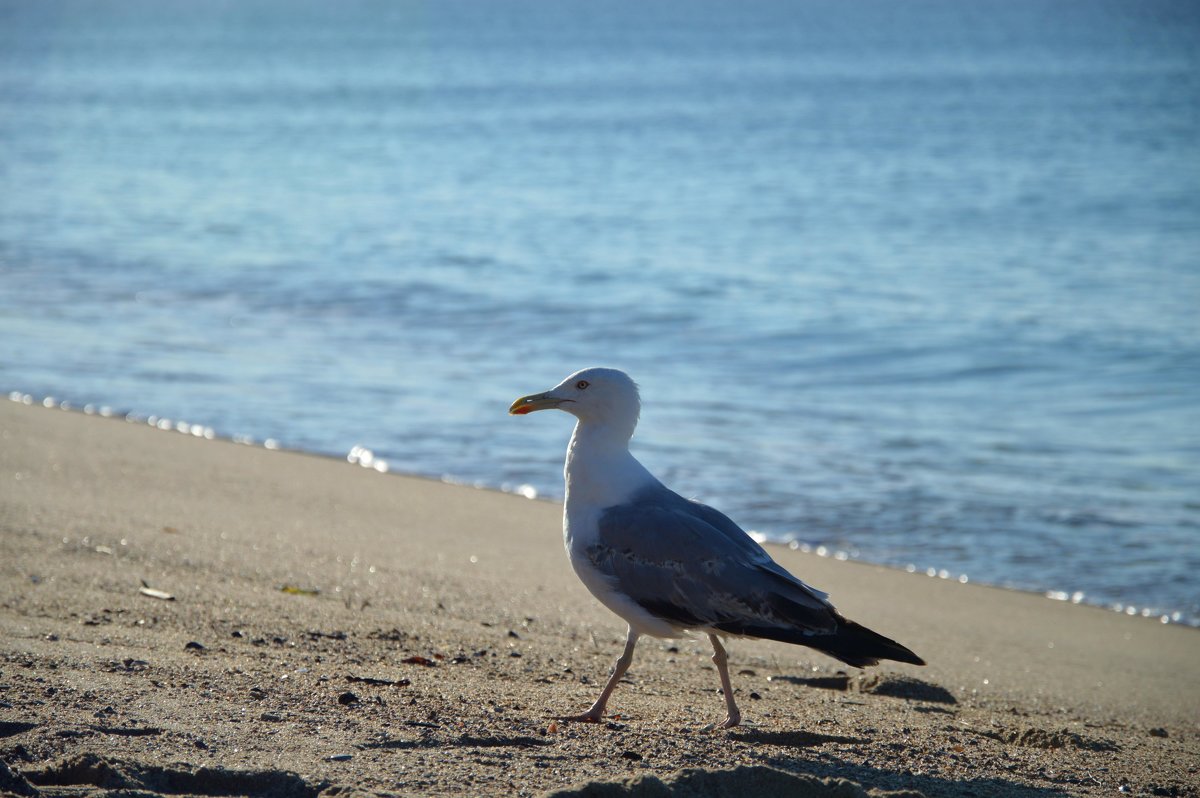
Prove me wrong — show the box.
[2,0,1198,625]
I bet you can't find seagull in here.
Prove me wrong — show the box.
[510,367,924,728]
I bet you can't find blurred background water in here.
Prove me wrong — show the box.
[2,0,1198,625]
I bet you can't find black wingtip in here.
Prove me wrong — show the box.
[810,619,925,669]
[714,616,925,668]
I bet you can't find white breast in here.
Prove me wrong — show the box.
[565,526,682,638]
[561,427,674,636]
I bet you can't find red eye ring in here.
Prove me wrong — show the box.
[576,380,589,390]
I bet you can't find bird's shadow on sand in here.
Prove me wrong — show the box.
[545,760,1067,798]
[729,729,867,748]
[761,754,1068,798]
[726,730,1065,796]
[360,733,553,751]
[770,672,959,706]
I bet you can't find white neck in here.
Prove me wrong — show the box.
[563,420,656,509]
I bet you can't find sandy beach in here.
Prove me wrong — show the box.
[1,399,1197,797]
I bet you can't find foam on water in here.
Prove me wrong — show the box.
[2,0,1198,625]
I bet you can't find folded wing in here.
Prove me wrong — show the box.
[589,485,925,668]
[589,486,838,639]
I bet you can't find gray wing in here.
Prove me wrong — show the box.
[589,485,837,637]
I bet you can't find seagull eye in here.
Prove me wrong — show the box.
[576,380,589,390]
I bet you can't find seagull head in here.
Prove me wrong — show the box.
[509,367,641,433]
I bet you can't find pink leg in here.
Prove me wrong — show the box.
[708,634,741,728]
[565,627,639,723]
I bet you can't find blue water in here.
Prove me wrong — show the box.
[2,0,1198,625]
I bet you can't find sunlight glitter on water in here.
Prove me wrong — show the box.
[6,390,1197,627]
[2,0,1197,628]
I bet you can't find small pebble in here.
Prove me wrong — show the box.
[337,691,359,705]
[328,754,353,762]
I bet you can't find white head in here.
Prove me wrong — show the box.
[509,367,641,438]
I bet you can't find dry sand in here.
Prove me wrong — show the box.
[1,400,1197,797]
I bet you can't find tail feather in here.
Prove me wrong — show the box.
[809,619,925,668]
[719,616,925,669]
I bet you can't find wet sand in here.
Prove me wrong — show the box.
[1,400,1197,797]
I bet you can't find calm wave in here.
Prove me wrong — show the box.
[2,0,1198,624]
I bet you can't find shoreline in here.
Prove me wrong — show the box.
[6,391,1192,631]
[2,399,1198,797]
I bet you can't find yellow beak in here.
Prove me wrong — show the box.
[509,391,562,415]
